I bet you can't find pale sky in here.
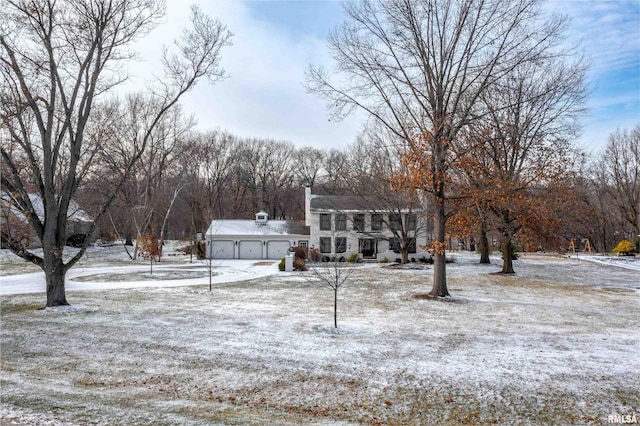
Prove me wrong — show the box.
[128,0,640,153]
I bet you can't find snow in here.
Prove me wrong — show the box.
[0,243,279,296]
[1,192,92,223]
[571,253,640,272]
[1,247,639,424]
[206,219,305,236]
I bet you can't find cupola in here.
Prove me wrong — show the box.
[255,210,268,224]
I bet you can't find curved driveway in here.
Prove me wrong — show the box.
[0,260,278,296]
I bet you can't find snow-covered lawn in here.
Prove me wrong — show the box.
[1,248,639,425]
[0,243,279,295]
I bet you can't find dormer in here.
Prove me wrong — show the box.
[255,210,268,224]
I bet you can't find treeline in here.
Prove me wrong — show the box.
[84,110,378,243]
[85,102,638,256]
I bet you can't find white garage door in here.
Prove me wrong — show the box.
[239,240,263,259]
[267,241,290,259]
[210,240,234,259]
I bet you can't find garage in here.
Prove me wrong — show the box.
[267,241,290,259]
[210,240,234,259]
[206,214,309,260]
[239,240,263,259]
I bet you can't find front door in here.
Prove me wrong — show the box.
[359,239,376,258]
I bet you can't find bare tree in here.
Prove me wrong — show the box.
[323,148,351,193]
[349,128,429,264]
[307,244,357,329]
[307,0,575,297]
[183,130,239,231]
[295,147,325,187]
[0,1,232,306]
[597,126,640,250]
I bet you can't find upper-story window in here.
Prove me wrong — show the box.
[389,213,402,231]
[406,213,416,231]
[371,213,383,231]
[335,213,347,231]
[320,213,331,231]
[353,214,365,233]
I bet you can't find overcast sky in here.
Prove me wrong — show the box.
[129,0,640,153]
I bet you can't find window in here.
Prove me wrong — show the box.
[353,214,365,232]
[335,237,347,253]
[391,237,417,253]
[298,241,308,248]
[320,214,331,231]
[320,237,332,253]
[389,214,402,231]
[371,214,383,231]
[335,213,347,231]
[406,214,416,231]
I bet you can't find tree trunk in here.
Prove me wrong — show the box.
[479,226,490,264]
[429,192,450,297]
[334,287,338,328]
[401,248,409,264]
[500,233,515,274]
[45,257,69,307]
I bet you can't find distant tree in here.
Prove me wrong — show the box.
[183,130,239,232]
[0,1,232,306]
[100,98,194,259]
[295,147,325,187]
[596,126,640,251]
[323,148,352,193]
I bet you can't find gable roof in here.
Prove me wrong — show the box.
[206,220,309,237]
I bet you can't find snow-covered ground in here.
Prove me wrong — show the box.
[1,247,639,425]
[570,253,640,272]
[0,243,279,296]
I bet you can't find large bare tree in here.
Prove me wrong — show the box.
[597,126,640,250]
[307,0,577,297]
[0,1,232,306]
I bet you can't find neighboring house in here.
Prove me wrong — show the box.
[1,192,94,248]
[305,187,430,261]
[205,210,310,259]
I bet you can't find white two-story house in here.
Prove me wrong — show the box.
[206,188,429,261]
[305,187,429,262]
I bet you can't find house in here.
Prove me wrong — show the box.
[1,192,94,248]
[305,187,430,261]
[206,188,429,261]
[205,210,310,259]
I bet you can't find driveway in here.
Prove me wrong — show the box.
[0,260,278,296]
